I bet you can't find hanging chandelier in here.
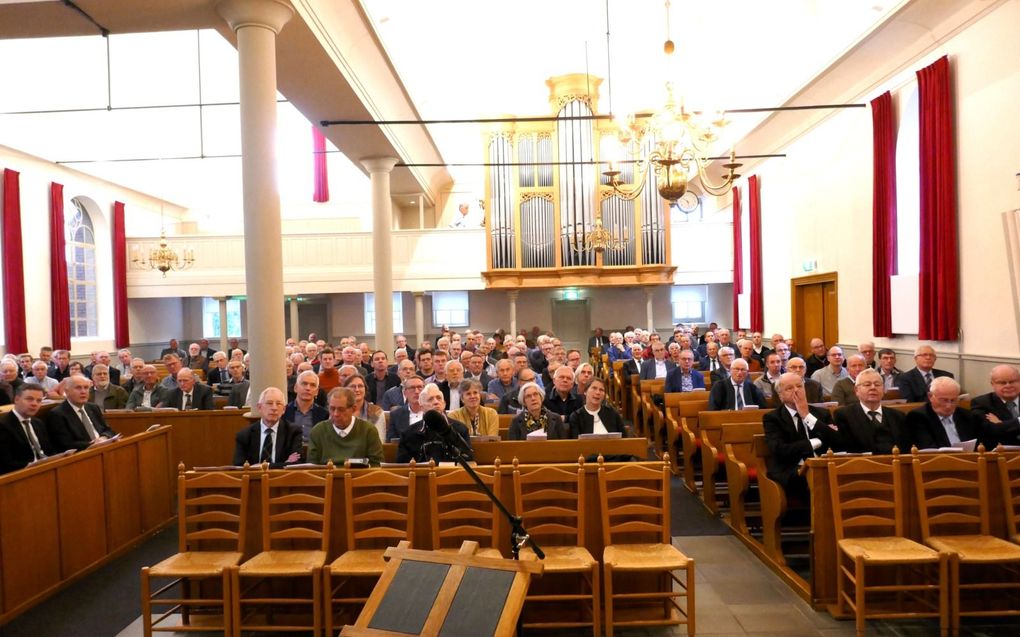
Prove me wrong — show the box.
[132,201,195,277]
[567,210,629,254]
[603,0,742,203]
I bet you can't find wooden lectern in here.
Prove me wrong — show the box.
[340,541,543,637]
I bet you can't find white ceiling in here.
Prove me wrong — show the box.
[361,0,903,188]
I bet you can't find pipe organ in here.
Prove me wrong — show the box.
[483,74,676,288]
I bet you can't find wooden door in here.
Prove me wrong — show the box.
[791,273,838,350]
[551,299,590,352]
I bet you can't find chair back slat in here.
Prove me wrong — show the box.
[261,464,334,552]
[827,455,902,540]
[997,452,1020,538]
[912,452,990,539]
[598,459,670,546]
[179,468,251,553]
[513,462,585,547]
[344,468,415,551]
[430,465,501,550]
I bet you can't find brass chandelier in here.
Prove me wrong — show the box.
[567,211,628,254]
[132,203,195,277]
[603,0,742,203]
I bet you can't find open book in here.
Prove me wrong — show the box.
[918,439,977,453]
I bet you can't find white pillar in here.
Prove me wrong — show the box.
[645,287,656,333]
[217,0,293,407]
[218,297,229,353]
[508,290,519,336]
[363,157,399,351]
[289,297,299,341]
[414,292,425,348]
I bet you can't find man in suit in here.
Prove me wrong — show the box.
[639,341,676,380]
[896,345,954,402]
[465,353,492,388]
[366,350,400,405]
[699,341,724,376]
[750,332,771,367]
[785,357,824,403]
[804,338,829,377]
[227,372,251,408]
[909,377,989,449]
[664,350,706,393]
[621,344,643,378]
[381,359,417,411]
[159,339,187,361]
[197,339,217,362]
[394,334,416,362]
[47,349,72,381]
[857,341,877,369]
[877,348,902,391]
[763,372,841,499]
[710,346,736,385]
[84,351,121,385]
[232,387,303,467]
[708,358,768,411]
[754,351,785,406]
[126,365,169,410]
[970,364,1020,446]
[0,383,55,475]
[831,354,867,407]
[207,351,230,387]
[386,377,426,441]
[159,368,215,410]
[588,327,608,352]
[88,364,129,411]
[834,368,911,454]
[46,375,118,452]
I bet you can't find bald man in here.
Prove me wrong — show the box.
[707,359,767,411]
[970,365,1020,446]
[895,345,954,402]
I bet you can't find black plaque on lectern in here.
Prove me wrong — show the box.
[367,560,450,634]
[437,566,515,637]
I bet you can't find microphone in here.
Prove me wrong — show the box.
[423,409,460,446]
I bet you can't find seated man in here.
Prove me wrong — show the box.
[46,375,118,452]
[810,346,848,395]
[639,341,675,380]
[186,343,208,374]
[664,350,706,393]
[785,357,824,403]
[0,383,55,475]
[317,348,341,392]
[366,350,400,405]
[283,370,329,442]
[764,372,841,500]
[699,341,724,375]
[710,346,735,385]
[158,368,215,410]
[387,377,426,441]
[88,364,129,411]
[969,364,1020,446]
[877,348,902,391]
[381,359,417,411]
[735,339,763,372]
[486,359,518,401]
[804,338,829,377]
[835,368,911,454]
[708,358,768,411]
[830,354,867,407]
[909,376,989,449]
[396,383,473,463]
[308,387,384,466]
[896,345,954,402]
[544,364,583,418]
[753,351,784,406]
[224,361,251,407]
[122,358,146,394]
[30,360,61,399]
[232,387,303,467]
[207,351,230,386]
[160,354,183,390]
[126,365,169,410]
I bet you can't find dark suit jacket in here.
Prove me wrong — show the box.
[380,385,406,411]
[588,335,607,351]
[45,401,116,452]
[159,383,215,410]
[763,405,839,490]
[207,367,230,386]
[567,405,627,438]
[621,359,639,380]
[907,403,988,450]
[834,404,910,454]
[969,392,1020,446]
[159,347,187,361]
[804,378,825,404]
[640,359,677,381]
[709,367,729,385]
[707,379,768,411]
[387,406,423,442]
[664,367,706,393]
[0,412,55,475]
[228,381,251,408]
[895,367,954,403]
[366,371,401,404]
[700,356,725,374]
[232,420,304,466]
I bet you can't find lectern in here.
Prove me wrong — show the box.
[340,541,543,637]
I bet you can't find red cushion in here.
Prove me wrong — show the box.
[693,438,702,449]
[747,467,758,481]
[716,452,727,464]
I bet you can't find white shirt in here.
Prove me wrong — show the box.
[13,408,45,458]
[409,409,424,426]
[260,421,279,463]
[654,360,667,379]
[181,392,193,410]
[785,405,822,451]
[586,407,608,435]
[332,416,356,438]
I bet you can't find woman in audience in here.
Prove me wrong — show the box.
[508,382,566,440]
[574,363,595,395]
[342,374,386,442]
[447,379,499,437]
[567,377,627,438]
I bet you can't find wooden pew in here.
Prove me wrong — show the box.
[640,378,665,447]
[609,361,626,412]
[662,392,709,477]
[674,398,711,490]
[0,426,175,625]
[107,409,251,468]
[627,374,641,434]
[698,409,767,515]
[381,437,648,465]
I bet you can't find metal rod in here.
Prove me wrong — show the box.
[1,99,288,117]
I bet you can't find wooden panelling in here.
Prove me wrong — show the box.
[103,444,142,552]
[137,432,174,533]
[56,456,108,578]
[0,471,61,614]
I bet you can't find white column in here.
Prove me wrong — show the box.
[508,290,519,336]
[645,287,656,333]
[289,297,299,341]
[414,292,425,347]
[217,0,293,406]
[218,297,229,353]
[363,157,399,351]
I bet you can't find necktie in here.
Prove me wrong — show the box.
[735,386,745,410]
[924,372,933,386]
[184,393,192,410]
[868,410,881,426]
[1008,401,1020,419]
[260,429,274,463]
[22,420,44,460]
[711,359,717,371]
[942,416,961,446]
[795,414,807,438]
[78,407,99,440]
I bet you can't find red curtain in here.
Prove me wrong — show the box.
[312,126,329,202]
[2,169,28,353]
[49,182,71,350]
[731,185,743,330]
[112,201,130,348]
[748,176,764,333]
[916,56,958,341]
[870,91,898,338]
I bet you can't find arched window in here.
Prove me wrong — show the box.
[66,198,98,337]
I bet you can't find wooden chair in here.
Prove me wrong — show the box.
[676,400,710,491]
[912,450,1020,633]
[597,457,694,637]
[698,410,766,515]
[641,379,665,447]
[722,423,767,538]
[324,466,416,634]
[141,464,250,636]
[429,461,504,558]
[627,374,641,434]
[230,463,334,637]
[512,459,600,636]
[828,453,947,637]
[997,450,1020,544]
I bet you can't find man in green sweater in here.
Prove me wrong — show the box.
[308,387,384,466]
